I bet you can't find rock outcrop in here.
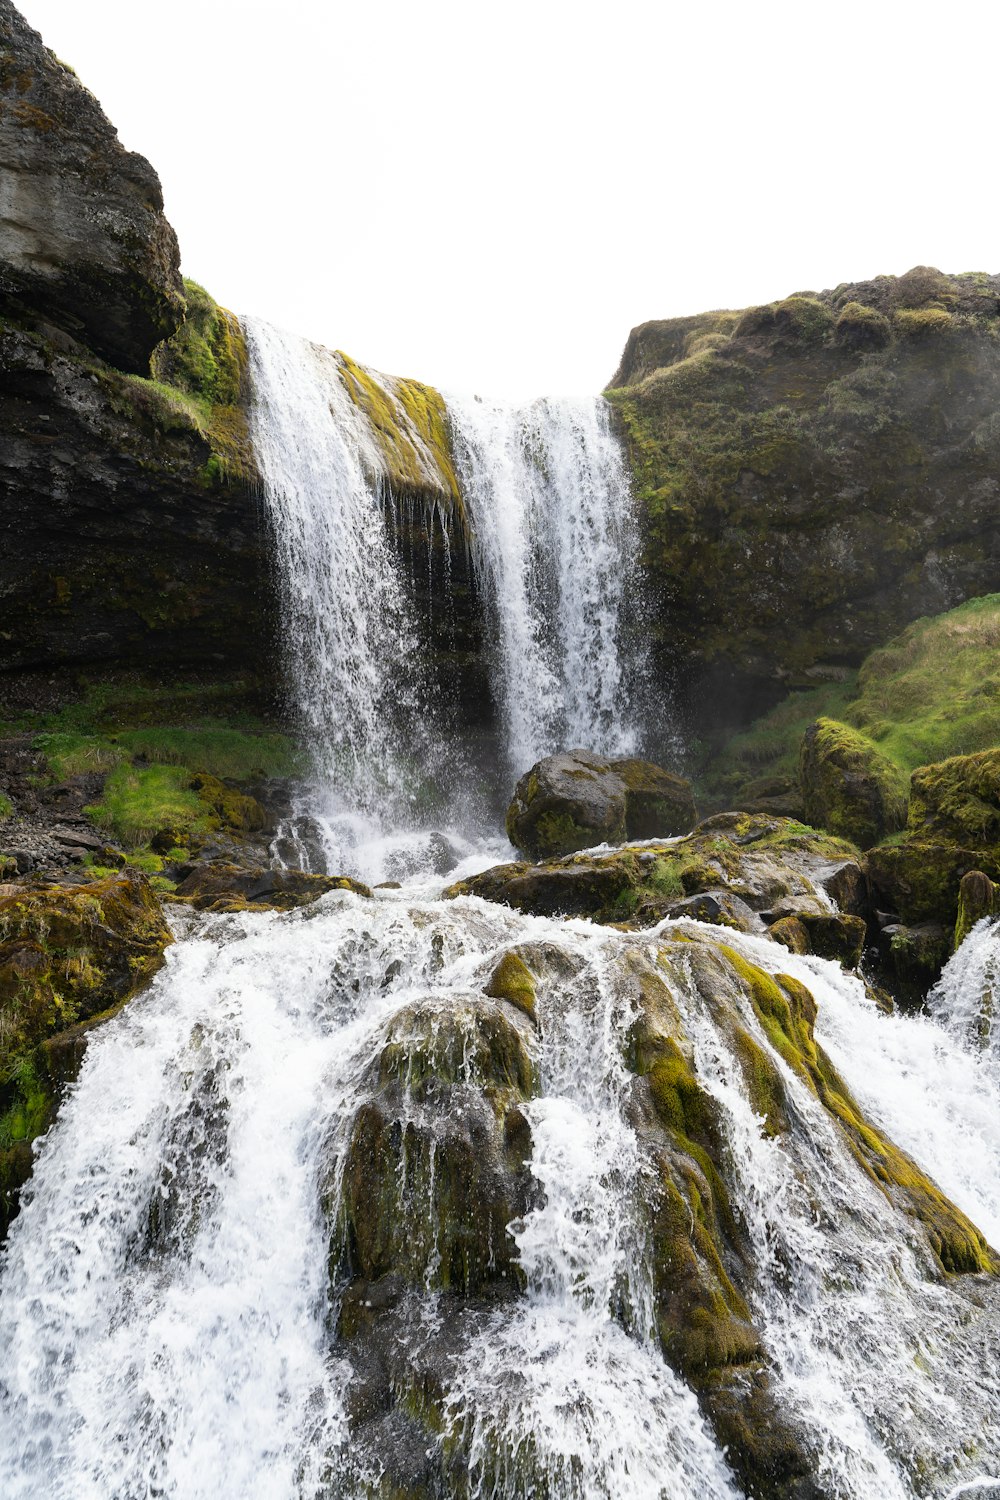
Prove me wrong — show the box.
[506,749,696,861]
[608,269,1000,740]
[0,869,172,1234]
[0,0,184,371]
[800,717,907,847]
[452,811,868,961]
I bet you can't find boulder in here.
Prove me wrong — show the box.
[171,862,371,912]
[505,749,696,861]
[908,749,1000,845]
[954,869,1000,950]
[800,718,907,847]
[0,0,184,370]
[328,992,538,1295]
[0,870,172,1234]
[451,813,867,955]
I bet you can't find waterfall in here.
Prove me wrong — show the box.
[244,328,644,876]
[437,393,643,778]
[929,918,1000,1068]
[2,896,999,1498]
[244,320,466,881]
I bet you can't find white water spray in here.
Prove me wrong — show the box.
[447,393,643,775]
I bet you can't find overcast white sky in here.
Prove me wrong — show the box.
[15,0,1000,397]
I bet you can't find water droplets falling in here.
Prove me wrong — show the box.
[447,393,644,776]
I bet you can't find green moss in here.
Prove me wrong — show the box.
[483,952,537,1024]
[337,352,463,514]
[721,946,996,1274]
[954,870,1000,951]
[800,717,908,846]
[908,749,1000,845]
[833,300,892,349]
[894,306,955,336]
[85,764,211,847]
[147,279,253,485]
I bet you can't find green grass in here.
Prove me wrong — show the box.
[33,732,129,780]
[0,793,12,822]
[116,727,298,780]
[85,764,212,848]
[697,677,858,807]
[845,595,1000,771]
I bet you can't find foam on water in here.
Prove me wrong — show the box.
[3,895,999,1497]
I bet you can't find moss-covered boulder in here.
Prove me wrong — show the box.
[171,862,371,913]
[954,869,1000,950]
[799,718,907,846]
[0,870,172,1234]
[907,749,1000,845]
[505,749,696,861]
[867,840,1000,929]
[329,992,538,1296]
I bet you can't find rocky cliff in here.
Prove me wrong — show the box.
[606,268,1000,742]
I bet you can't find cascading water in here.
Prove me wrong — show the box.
[929,917,1000,1069]
[244,327,645,878]
[244,318,469,882]
[445,393,644,776]
[4,325,999,1500]
[2,893,999,1498]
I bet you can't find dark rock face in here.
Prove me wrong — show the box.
[607,269,1000,740]
[506,749,696,861]
[0,1,183,371]
[0,322,277,696]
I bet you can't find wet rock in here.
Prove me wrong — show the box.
[171,862,371,912]
[954,869,1000,950]
[329,994,538,1296]
[0,870,172,1235]
[505,748,696,861]
[452,815,862,953]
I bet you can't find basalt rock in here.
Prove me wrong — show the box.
[0,0,184,371]
[505,748,696,862]
[329,991,539,1296]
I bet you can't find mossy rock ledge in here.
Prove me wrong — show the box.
[506,748,696,862]
[0,869,172,1235]
[451,812,872,976]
